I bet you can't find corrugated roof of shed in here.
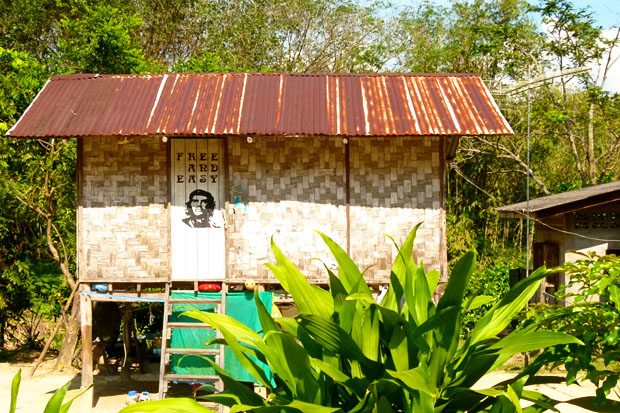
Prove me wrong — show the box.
[8,72,513,138]
[496,180,620,219]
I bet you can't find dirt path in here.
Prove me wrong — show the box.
[0,359,158,413]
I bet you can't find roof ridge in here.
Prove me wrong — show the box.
[49,72,482,81]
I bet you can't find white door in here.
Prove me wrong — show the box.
[171,138,225,280]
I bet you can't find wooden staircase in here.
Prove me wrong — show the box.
[158,282,227,409]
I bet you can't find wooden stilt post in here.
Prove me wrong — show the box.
[121,302,133,382]
[80,283,94,409]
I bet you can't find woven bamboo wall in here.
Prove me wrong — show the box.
[79,136,170,281]
[349,137,443,282]
[227,136,348,282]
[227,136,445,284]
[77,135,445,284]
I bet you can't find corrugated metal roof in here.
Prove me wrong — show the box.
[8,72,513,138]
[497,180,620,218]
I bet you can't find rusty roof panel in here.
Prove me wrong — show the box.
[8,72,513,138]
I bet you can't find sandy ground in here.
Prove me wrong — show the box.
[1,359,619,412]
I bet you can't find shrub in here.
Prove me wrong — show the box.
[124,225,594,412]
[522,252,620,405]
[462,262,511,333]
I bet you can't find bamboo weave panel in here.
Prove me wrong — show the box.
[349,137,443,281]
[226,136,347,282]
[80,137,169,281]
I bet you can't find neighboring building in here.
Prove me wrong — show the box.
[8,72,512,401]
[497,181,620,296]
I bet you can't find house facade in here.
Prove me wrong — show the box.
[10,72,513,287]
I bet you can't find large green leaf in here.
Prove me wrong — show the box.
[285,400,342,412]
[60,385,93,413]
[205,358,266,407]
[262,330,320,403]
[382,224,421,311]
[427,255,472,389]
[388,367,437,398]
[388,322,410,371]
[437,251,476,312]
[329,269,358,333]
[469,266,548,345]
[426,269,440,296]
[412,262,431,325]
[183,310,273,389]
[10,369,20,413]
[463,295,495,311]
[489,329,582,355]
[317,231,370,295]
[360,305,380,361]
[182,310,265,349]
[266,240,334,319]
[254,289,279,333]
[43,380,71,413]
[297,314,371,368]
[119,398,214,412]
[229,400,342,413]
[520,390,560,412]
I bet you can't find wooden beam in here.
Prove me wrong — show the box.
[80,284,94,407]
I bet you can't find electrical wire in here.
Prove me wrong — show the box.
[450,164,620,243]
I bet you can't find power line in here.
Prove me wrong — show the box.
[450,164,620,243]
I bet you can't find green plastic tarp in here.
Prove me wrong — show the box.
[170,291,273,383]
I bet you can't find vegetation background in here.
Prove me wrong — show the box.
[0,0,618,370]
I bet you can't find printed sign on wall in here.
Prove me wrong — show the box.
[171,138,225,280]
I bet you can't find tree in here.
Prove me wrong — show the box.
[529,0,620,186]
[57,5,157,74]
[0,48,61,350]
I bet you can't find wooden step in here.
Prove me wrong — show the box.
[167,322,214,329]
[165,348,220,356]
[169,299,222,305]
[163,373,221,382]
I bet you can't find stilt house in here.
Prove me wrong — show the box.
[8,72,512,403]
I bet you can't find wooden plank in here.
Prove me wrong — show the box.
[80,284,93,408]
[167,322,215,329]
[163,374,220,382]
[165,348,219,355]
[158,283,171,399]
[171,138,187,278]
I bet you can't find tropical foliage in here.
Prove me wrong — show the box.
[126,225,587,412]
[522,252,620,405]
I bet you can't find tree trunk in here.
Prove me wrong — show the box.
[0,317,5,350]
[55,294,81,371]
[587,103,597,185]
[121,303,133,383]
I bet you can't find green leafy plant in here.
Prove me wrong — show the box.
[522,252,620,405]
[8,369,89,413]
[127,225,594,412]
[462,262,511,333]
